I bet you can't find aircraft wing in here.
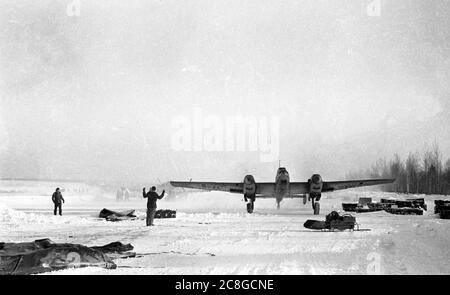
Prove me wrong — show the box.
[170,181,279,197]
[170,181,244,194]
[255,183,276,197]
[288,178,395,195]
[171,178,395,196]
[288,182,310,196]
[321,178,395,192]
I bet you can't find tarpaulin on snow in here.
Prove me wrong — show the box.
[0,239,134,275]
[99,208,137,221]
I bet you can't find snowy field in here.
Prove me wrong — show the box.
[0,180,449,275]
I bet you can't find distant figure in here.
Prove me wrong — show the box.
[116,186,130,201]
[143,186,165,226]
[116,187,123,201]
[52,188,65,216]
[123,187,130,201]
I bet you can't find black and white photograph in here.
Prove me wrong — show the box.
[0,0,449,280]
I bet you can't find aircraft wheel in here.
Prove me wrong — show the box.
[314,203,320,215]
[247,202,254,214]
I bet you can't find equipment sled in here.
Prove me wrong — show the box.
[304,211,368,231]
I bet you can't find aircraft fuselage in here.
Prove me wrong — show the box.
[275,167,290,207]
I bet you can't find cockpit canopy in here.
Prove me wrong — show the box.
[277,167,288,175]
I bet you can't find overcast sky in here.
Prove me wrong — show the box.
[0,0,449,184]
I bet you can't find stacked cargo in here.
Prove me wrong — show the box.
[367,202,384,211]
[380,198,397,206]
[342,197,388,213]
[342,203,358,212]
[342,197,426,215]
[342,197,384,213]
[407,198,427,211]
[385,207,423,215]
[434,200,450,219]
[383,198,426,215]
[154,209,177,219]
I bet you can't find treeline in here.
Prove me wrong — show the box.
[346,142,450,195]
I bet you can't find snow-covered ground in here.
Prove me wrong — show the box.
[0,180,449,275]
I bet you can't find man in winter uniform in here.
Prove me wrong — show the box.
[143,186,165,226]
[52,188,65,216]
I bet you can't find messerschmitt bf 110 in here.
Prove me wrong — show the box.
[170,167,395,215]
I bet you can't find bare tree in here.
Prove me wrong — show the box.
[443,159,450,194]
[390,154,406,193]
[431,140,443,193]
[405,152,420,194]
[345,142,449,195]
[422,145,434,194]
[347,141,450,194]
[369,158,389,178]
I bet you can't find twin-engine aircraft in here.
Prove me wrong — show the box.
[170,167,395,215]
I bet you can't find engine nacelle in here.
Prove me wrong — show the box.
[243,175,256,202]
[309,174,323,201]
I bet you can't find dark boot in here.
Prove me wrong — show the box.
[146,209,151,226]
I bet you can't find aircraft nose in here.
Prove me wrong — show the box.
[244,175,255,183]
[312,175,321,184]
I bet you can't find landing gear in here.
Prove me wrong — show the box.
[245,195,256,214]
[314,202,320,215]
[311,196,320,215]
[247,201,254,214]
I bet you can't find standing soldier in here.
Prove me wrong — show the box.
[116,187,123,201]
[52,188,65,216]
[124,187,130,201]
[143,186,165,226]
